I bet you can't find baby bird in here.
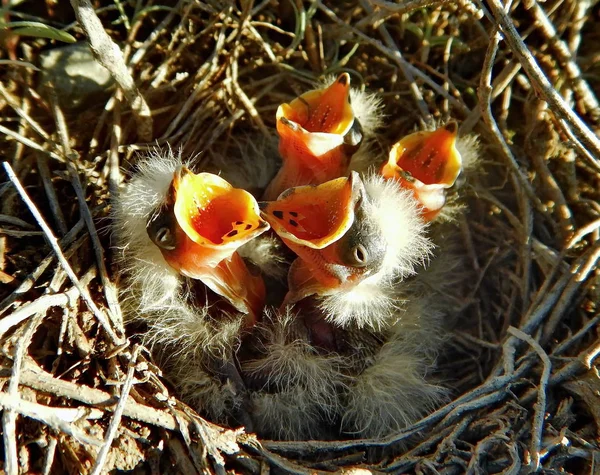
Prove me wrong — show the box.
[113,149,273,427]
[126,160,268,321]
[356,121,479,222]
[261,171,432,329]
[263,73,382,200]
[112,101,473,443]
[380,121,462,221]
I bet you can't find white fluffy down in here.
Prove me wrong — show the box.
[169,356,244,424]
[455,133,480,172]
[250,389,329,440]
[318,173,432,329]
[112,148,243,357]
[318,275,403,330]
[341,334,447,438]
[237,234,288,280]
[319,75,384,138]
[112,148,183,311]
[362,173,432,277]
[243,311,348,439]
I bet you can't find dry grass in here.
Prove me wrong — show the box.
[1,0,600,473]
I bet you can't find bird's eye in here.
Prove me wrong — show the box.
[156,227,172,245]
[351,244,368,267]
[147,210,177,251]
[343,119,363,155]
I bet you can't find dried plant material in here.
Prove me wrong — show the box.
[563,368,600,435]
[69,0,153,141]
[0,0,599,473]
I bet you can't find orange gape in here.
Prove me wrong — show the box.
[263,73,362,200]
[381,122,462,221]
[261,172,387,306]
[150,167,269,323]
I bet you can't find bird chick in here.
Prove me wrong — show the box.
[113,150,273,427]
[146,166,269,320]
[113,149,272,321]
[350,120,480,222]
[263,73,364,200]
[380,121,463,221]
[261,171,431,329]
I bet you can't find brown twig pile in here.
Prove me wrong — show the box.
[1,0,599,473]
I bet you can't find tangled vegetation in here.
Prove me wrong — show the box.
[1,0,599,473]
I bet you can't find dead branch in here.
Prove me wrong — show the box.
[70,0,153,141]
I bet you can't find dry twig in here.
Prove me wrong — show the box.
[70,0,153,141]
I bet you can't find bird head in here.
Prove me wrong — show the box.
[260,171,387,304]
[381,122,462,220]
[263,73,363,199]
[146,167,269,319]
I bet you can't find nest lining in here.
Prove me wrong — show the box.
[1,0,599,473]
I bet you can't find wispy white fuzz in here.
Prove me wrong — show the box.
[318,275,404,330]
[244,310,348,439]
[341,329,447,438]
[319,75,384,138]
[238,235,288,280]
[363,173,433,277]
[316,173,432,329]
[456,133,480,172]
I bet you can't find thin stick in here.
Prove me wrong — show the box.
[0,268,95,339]
[477,15,544,211]
[542,242,600,344]
[317,1,469,116]
[166,438,202,475]
[109,89,124,197]
[356,0,453,28]
[0,124,63,162]
[41,436,58,475]
[359,0,432,124]
[526,103,574,239]
[229,59,269,137]
[528,1,599,118]
[127,0,183,68]
[35,154,69,236]
[552,314,600,356]
[90,346,140,475]
[70,0,153,141]
[0,219,85,313]
[0,82,51,142]
[484,0,600,167]
[13,361,179,431]
[508,327,551,471]
[49,83,125,333]
[2,162,124,346]
[0,392,103,447]
[2,301,51,475]
[159,24,227,139]
[566,217,600,249]
[0,293,69,340]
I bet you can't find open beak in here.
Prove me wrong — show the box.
[280,72,353,135]
[147,167,269,321]
[381,122,462,220]
[263,73,362,200]
[261,172,387,305]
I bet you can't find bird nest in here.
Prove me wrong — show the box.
[1,0,599,473]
